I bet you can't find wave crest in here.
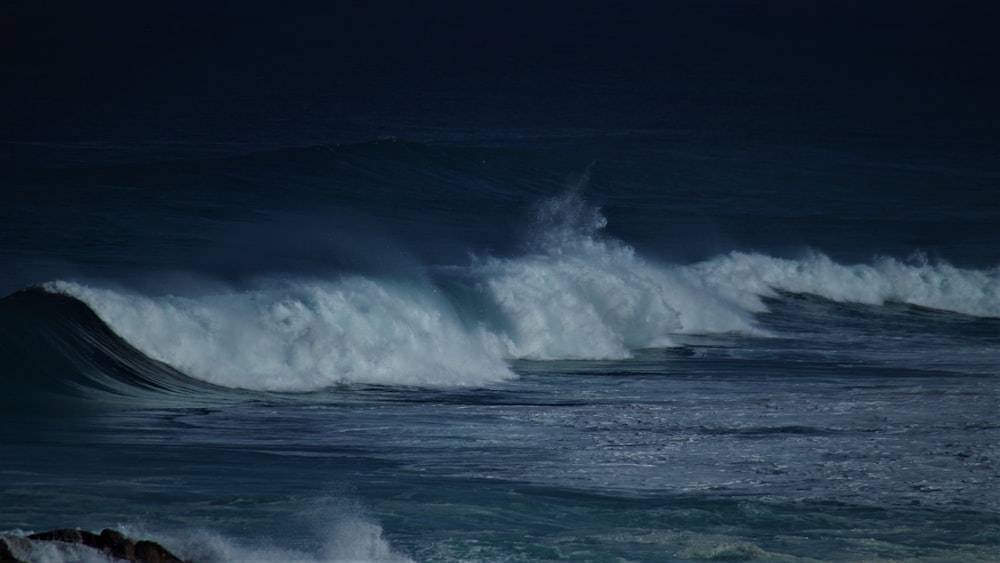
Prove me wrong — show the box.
[690,251,1000,317]
[477,195,758,358]
[46,279,514,391]
[35,195,999,392]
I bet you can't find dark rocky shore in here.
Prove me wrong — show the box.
[0,528,183,562]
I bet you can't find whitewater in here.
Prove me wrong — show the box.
[38,195,999,394]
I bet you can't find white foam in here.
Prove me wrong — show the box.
[321,517,410,563]
[47,278,514,391]
[477,238,759,360]
[44,195,998,387]
[41,194,760,386]
[472,193,760,360]
[688,251,1000,317]
[1,537,119,563]
[118,513,414,563]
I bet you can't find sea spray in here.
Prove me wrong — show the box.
[117,514,414,563]
[42,195,999,390]
[688,251,1000,317]
[475,193,761,359]
[46,278,514,391]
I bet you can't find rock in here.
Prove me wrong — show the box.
[26,528,93,544]
[135,540,183,563]
[99,529,137,561]
[3,528,184,562]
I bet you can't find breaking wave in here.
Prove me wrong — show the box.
[7,194,995,393]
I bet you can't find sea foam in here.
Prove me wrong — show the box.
[475,194,760,359]
[46,278,514,391]
[117,511,414,563]
[44,195,999,390]
[688,251,1000,318]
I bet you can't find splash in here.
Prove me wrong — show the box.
[42,194,998,390]
[475,193,760,359]
[113,511,414,563]
[47,278,513,391]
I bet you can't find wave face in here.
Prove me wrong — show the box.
[18,194,997,394]
[45,278,514,391]
[0,288,225,411]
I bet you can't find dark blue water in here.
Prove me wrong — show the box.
[2,2,998,561]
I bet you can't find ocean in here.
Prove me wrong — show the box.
[1,1,998,561]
